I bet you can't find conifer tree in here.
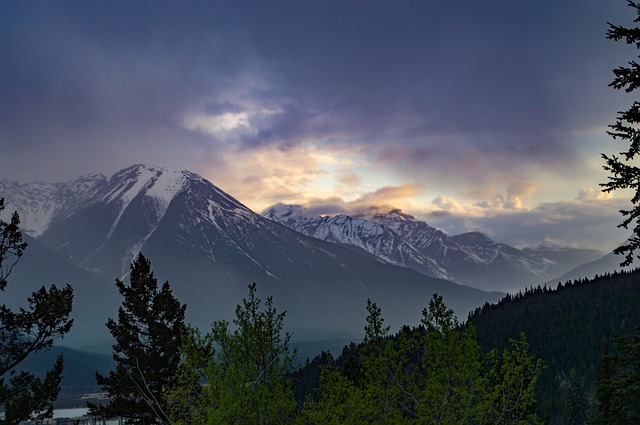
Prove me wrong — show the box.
[595,345,617,424]
[0,198,74,424]
[595,327,640,424]
[91,253,186,424]
[602,0,640,266]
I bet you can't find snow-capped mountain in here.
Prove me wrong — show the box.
[0,174,107,237]
[263,205,451,280]
[263,204,603,292]
[1,165,502,346]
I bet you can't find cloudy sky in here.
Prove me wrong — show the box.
[0,1,636,251]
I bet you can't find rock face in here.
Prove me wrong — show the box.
[263,205,603,292]
[1,165,503,347]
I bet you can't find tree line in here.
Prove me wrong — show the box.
[1,215,640,425]
[86,254,640,425]
[468,269,640,423]
[88,253,545,424]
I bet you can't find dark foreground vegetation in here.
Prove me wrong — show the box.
[93,253,546,424]
[81,249,640,424]
[293,269,640,425]
[470,270,640,423]
[0,199,74,424]
[2,202,640,425]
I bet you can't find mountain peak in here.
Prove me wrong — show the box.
[364,208,417,223]
[262,203,308,221]
[101,164,187,207]
[454,231,493,245]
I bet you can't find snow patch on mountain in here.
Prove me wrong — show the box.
[264,203,308,221]
[144,168,187,204]
[262,205,452,281]
[0,175,107,236]
[262,204,604,291]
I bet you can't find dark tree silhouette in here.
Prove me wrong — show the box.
[602,1,640,266]
[91,253,187,424]
[0,198,74,424]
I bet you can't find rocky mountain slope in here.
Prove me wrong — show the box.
[1,165,502,347]
[263,204,602,292]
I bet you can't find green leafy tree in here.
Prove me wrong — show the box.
[91,253,187,424]
[410,294,486,424]
[300,299,409,424]
[163,327,214,424]
[0,198,74,424]
[167,282,297,425]
[297,354,369,424]
[360,300,410,423]
[485,333,545,425]
[301,294,544,424]
[601,0,640,266]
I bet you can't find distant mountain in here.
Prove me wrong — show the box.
[546,249,634,286]
[263,205,450,280]
[292,268,640,423]
[1,165,502,347]
[14,345,114,406]
[263,204,602,292]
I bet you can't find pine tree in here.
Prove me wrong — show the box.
[0,198,74,424]
[91,253,186,424]
[595,345,617,424]
[594,327,640,424]
[560,371,592,425]
[601,0,640,266]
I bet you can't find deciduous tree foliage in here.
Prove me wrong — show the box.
[166,282,297,425]
[485,334,544,425]
[300,294,543,424]
[91,253,186,424]
[412,295,486,424]
[602,0,640,266]
[0,198,74,424]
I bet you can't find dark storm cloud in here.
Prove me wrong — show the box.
[0,1,245,179]
[0,0,631,182]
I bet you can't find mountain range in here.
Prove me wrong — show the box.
[1,164,506,350]
[263,204,603,292]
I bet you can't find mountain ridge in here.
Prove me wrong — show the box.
[263,203,603,292]
[1,164,503,346]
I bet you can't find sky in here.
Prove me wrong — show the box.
[0,1,637,252]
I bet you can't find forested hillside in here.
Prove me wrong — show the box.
[292,269,640,424]
[468,269,640,423]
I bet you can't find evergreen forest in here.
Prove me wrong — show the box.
[88,256,640,424]
[292,269,640,425]
[3,197,640,424]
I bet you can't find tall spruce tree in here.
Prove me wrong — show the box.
[92,253,186,424]
[594,327,640,424]
[0,198,74,424]
[602,0,640,266]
